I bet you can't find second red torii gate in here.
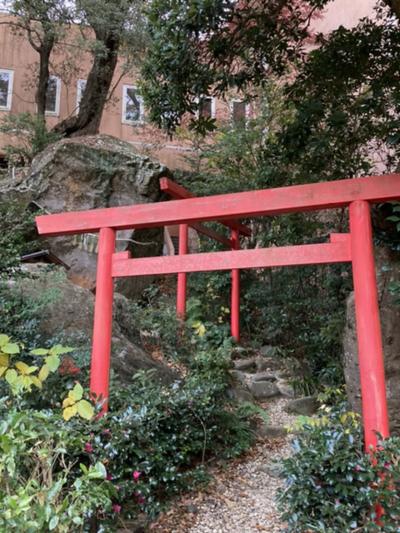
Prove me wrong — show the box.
[160,177,251,341]
[36,173,400,451]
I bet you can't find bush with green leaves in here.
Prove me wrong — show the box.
[84,369,254,519]
[279,405,400,532]
[0,406,114,532]
[0,200,38,279]
[0,329,256,527]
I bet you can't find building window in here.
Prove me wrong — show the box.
[0,69,14,111]
[122,85,144,124]
[76,79,86,113]
[231,100,248,125]
[199,96,215,119]
[45,76,61,115]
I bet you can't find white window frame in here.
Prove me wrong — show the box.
[0,69,14,111]
[45,75,61,117]
[197,96,216,119]
[122,84,144,125]
[230,99,250,125]
[76,79,86,114]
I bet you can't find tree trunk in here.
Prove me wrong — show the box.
[54,32,120,137]
[35,38,54,118]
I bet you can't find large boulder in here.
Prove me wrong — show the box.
[0,135,172,298]
[343,246,400,434]
[12,265,176,384]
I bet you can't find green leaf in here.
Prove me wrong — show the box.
[45,354,60,372]
[49,516,59,530]
[49,345,74,356]
[0,335,10,347]
[30,348,49,356]
[38,364,50,382]
[5,368,18,385]
[77,399,94,420]
[70,382,83,402]
[87,462,107,479]
[2,343,20,355]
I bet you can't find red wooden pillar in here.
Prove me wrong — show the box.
[177,224,189,319]
[231,229,240,342]
[349,200,389,449]
[90,227,116,413]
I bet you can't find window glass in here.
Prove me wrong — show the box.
[0,70,12,109]
[45,76,60,114]
[232,101,247,124]
[199,97,213,118]
[124,86,143,123]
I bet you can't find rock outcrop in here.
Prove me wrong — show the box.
[1,135,172,298]
[13,265,176,383]
[343,246,400,434]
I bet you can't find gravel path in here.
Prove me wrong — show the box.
[151,398,297,533]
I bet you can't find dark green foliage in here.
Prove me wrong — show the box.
[141,0,330,133]
[281,6,400,184]
[84,370,253,518]
[0,200,38,278]
[279,405,400,531]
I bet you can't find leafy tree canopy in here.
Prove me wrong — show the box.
[140,0,330,132]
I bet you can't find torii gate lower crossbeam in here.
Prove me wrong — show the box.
[35,174,400,451]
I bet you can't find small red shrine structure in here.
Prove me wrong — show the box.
[36,173,400,451]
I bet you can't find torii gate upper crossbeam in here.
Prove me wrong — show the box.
[36,174,400,235]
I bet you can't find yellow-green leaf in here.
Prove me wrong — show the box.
[30,348,49,356]
[22,376,33,390]
[62,396,75,408]
[0,366,7,377]
[38,364,50,382]
[77,399,94,420]
[49,345,74,356]
[63,404,78,421]
[0,353,9,367]
[30,376,43,389]
[3,343,20,355]
[45,354,60,372]
[5,369,18,385]
[0,335,10,347]
[15,362,38,375]
[69,382,83,402]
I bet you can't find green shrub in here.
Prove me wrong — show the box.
[0,330,255,527]
[279,406,400,532]
[0,407,114,532]
[85,370,254,518]
[0,200,38,279]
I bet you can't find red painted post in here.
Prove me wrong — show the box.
[177,224,189,319]
[349,200,390,449]
[231,229,240,342]
[90,227,116,413]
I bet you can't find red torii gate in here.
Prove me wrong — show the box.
[160,177,251,341]
[36,173,400,451]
